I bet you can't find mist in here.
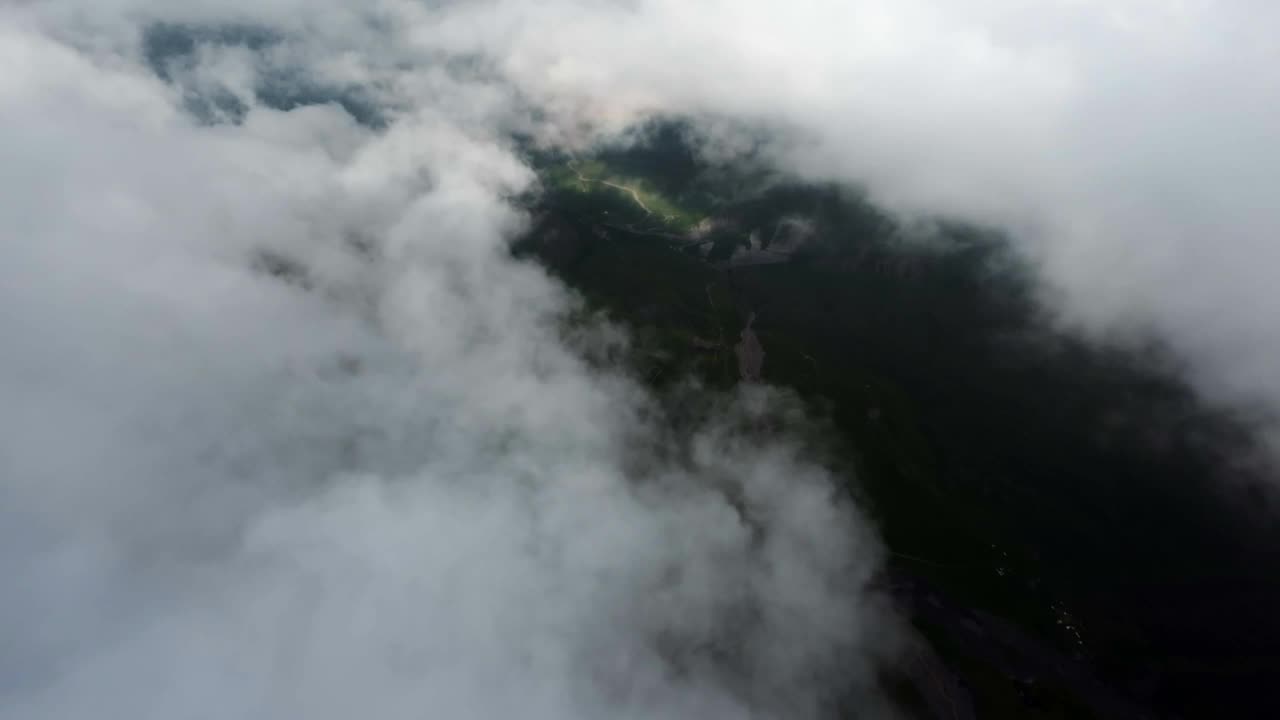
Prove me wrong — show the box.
[405,0,1280,453]
[5,0,1279,717]
[0,8,892,719]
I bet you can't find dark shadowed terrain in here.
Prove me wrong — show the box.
[516,120,1280,719]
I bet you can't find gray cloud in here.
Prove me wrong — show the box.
[0,7,893,719]
[6,0,1278,716]
[394,0,1280,448]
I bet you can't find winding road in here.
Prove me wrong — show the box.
[569,160,653,215]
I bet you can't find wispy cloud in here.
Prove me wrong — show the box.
[0,7,892,718]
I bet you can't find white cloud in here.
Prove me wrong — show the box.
[395,0,1280,438]
[6,0,1278,715]
[0,9,891,719]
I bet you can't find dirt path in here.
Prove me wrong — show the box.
[569,160,652,216]
[599,180,651,214]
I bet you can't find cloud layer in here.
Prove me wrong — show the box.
[0,8,891,719]
[4,0,1278,716]
[420,0,1280,434]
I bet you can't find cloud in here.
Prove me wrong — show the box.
[0,7,892,719]
[6,0,1278,716]
[394,0,1280,447]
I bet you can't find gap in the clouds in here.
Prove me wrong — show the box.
[141,22,387,128]
[251,249,313,291]
[515,116,1280,718]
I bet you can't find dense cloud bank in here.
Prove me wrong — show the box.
[1,5,895,719]
[4,0,1278,716]
[26,0,1280,439]
[413,0,1280,446]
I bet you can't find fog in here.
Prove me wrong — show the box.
[31,1,1280,425]
[4,0,1278,717]
[412,0,1280,445]
[0,8,890,719]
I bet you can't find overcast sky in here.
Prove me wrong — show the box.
[3,1,1278,718]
